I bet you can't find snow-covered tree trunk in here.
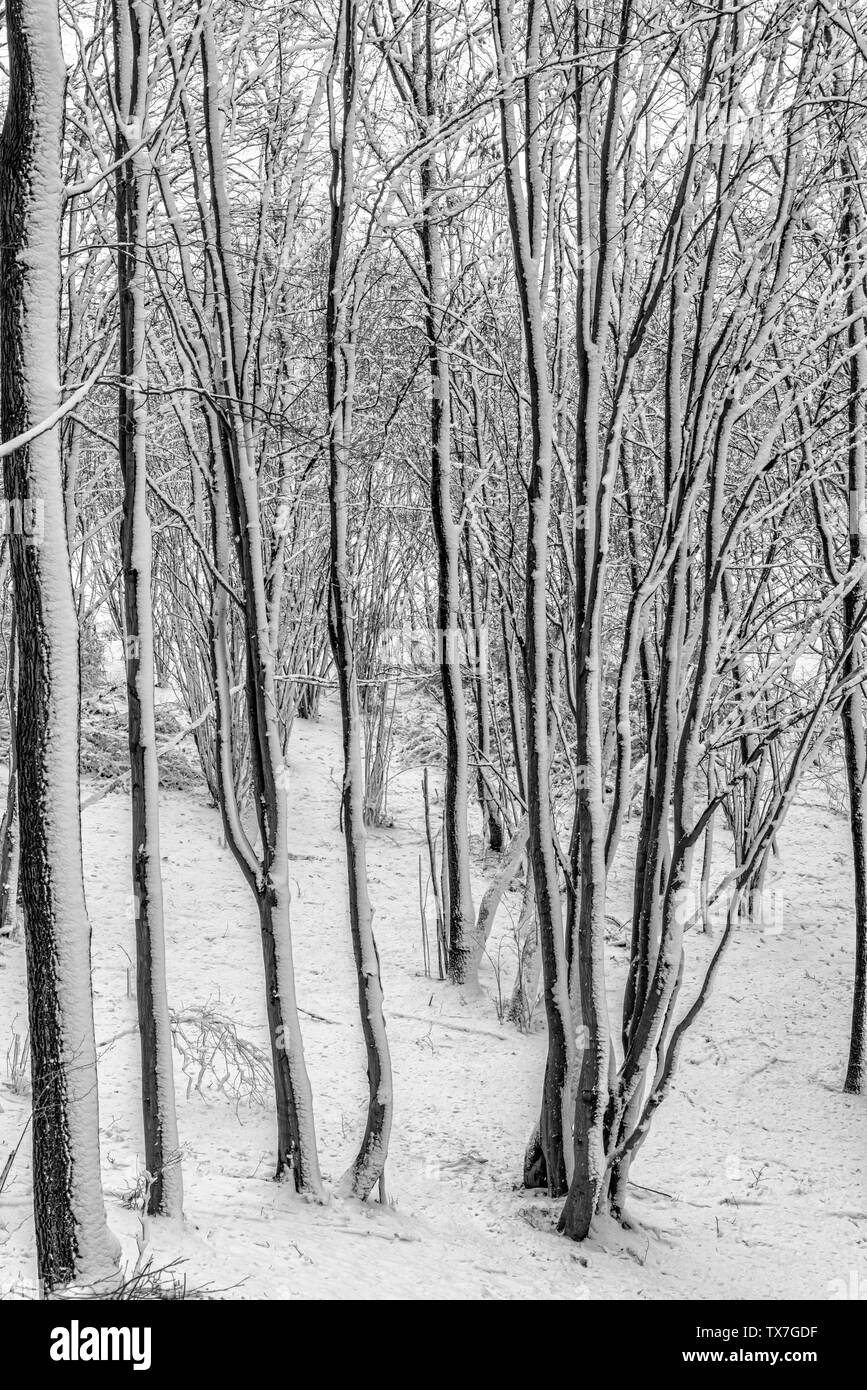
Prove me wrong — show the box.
[840,136,867,1096]
[562,0,635,1236]
[0,0,119,1289]
[412,0,476,986]
[113,0,182,1217]
[492,0,574,1196]
[326,0,393,1198]
[199,16,323,1193]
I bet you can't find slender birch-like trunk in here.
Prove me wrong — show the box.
[412,0,476,985]
[113,0,183,1219]
[840,136,867,1096]
[326,0,393,1197]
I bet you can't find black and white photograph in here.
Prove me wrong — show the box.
[0,0,865,1348]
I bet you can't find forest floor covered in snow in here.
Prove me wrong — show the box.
[1,695,865,1300]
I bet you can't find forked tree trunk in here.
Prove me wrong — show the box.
[0,0,119,1289]
[113,0,182,1217]
[492,0,573,1196]
[562,0,632,1237]
[200,17,323,1192]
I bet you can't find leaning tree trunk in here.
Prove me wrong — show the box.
[506,868,541,1028]
[841,142,867,1096]
[326,0,393,1199]
[113,0,182,1216]
[0,0,119,1289]
[200,16,323,1193]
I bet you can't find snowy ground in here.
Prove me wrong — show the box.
[1,698,865,1300]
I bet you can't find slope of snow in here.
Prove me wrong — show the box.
[1,700,865,1299]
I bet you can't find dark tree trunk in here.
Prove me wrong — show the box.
[413,0,476,985]
[841,153,867,1096]
[113,0,182,1216]
[325,0,393,1197]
